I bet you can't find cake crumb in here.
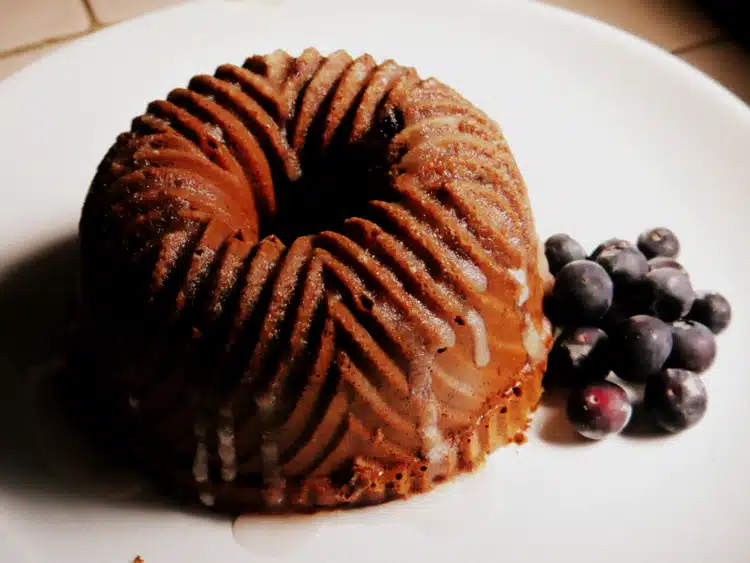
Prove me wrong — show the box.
[132,556,144,563]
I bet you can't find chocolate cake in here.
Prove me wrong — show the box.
[78,48,552,512]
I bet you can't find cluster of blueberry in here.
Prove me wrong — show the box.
[543,227,731,440]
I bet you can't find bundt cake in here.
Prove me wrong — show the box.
[77,48,552,512]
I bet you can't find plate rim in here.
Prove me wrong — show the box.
[1,1,749,562]
[2,0,749,122]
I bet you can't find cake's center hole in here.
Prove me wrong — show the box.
[261,108,403,244]
[265,146,389,245]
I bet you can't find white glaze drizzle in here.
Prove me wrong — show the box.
[433,282,490,368]
[192,423,209,484]
[465,309,490,368]
[205,123,224,142]
[522,313,550,365]
[421,392,451,466]
[217,406,237,482]
[257,394,285,507]
[509,267,529,307]
[414,299,456,349]
[433,364,475,396]
[410,351,451,474]
[378,295,450,476]
[535,235,553,290]
[199,492,215,507]
[455,254,488,292]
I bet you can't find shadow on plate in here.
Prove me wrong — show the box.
[620,402,671,441]
[0,234,213,517]
[535,389,588,446]
[536,385,669,443]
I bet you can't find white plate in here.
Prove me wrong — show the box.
[2,0,749,561]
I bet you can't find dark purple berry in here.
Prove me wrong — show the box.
[642,268,695,322]
[599,282,654,331]
[546,327,611,386]
[647,256,685,273]
[590,238,634,260]
[595,246,648,287]
[566,381,632,439]
[542,293,561,326]
[611,315,673,382]
[687,291,732,335]
[544,234,587,276]
[598,301,633,333]
[644,368,707,432]
[668,321,716,373]
[552,260,613,324]
[637,227,680,259]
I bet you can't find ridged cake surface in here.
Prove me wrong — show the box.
[78,48,552,512]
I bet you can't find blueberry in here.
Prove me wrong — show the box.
[542,293,562,328]
[611,315,673,382]
[552,260,614,324]
[544,234,587,276]
[595,246,649,287]
[647,256,685,273]
[642,268,695,322]
[687,291,732,335]
[597,301,632,333]
[668,320,716,373]
[644,368,707,432]
[598,287,652,332]
[590,238,634,260]
[637,227,680,259]
[566,381,632,440]
[546,327,611,386]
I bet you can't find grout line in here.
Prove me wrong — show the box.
[81,0,105,28]
[0,31,92,60]
[0,1,112,62]
[671,36,726,55]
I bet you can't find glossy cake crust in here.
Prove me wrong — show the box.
[78,48,551,512]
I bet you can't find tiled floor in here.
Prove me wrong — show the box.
[543,0,721,52]
[0,0,748,104]
[680,40,750,102]
[0,0,89,53]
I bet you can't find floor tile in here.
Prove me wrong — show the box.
[0,0,89,52]
[680,40,750,104]
[541,0,721,52]
[87,0,185,25]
